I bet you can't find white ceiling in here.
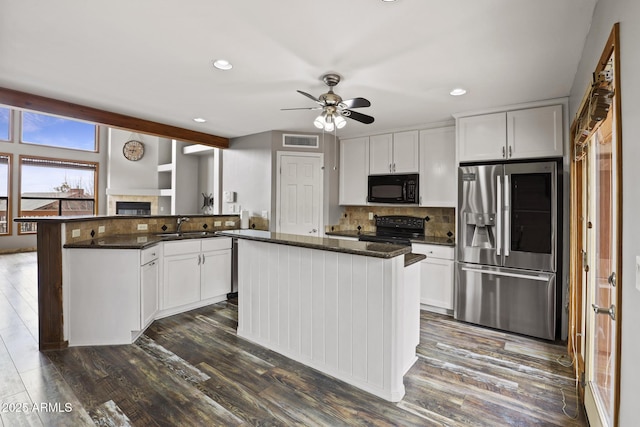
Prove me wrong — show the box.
[0,0,596,140]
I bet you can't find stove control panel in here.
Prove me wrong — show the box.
[375,215,425,231]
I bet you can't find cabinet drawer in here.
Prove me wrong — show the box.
[163,240,201,256]
[412,243,454,260]
[201,237,232,252]
[141,244,160,265]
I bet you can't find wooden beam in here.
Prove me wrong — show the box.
[0,87,229,149]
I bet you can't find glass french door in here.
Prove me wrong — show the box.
[583,108,618,427]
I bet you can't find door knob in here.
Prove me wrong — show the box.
[592,303,616,320]
[608,272,616,287]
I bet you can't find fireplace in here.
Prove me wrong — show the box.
[116,201,151,215]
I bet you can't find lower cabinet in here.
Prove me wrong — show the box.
[411,243,455,314]
[140,246,160,329]
[161,237,232,313]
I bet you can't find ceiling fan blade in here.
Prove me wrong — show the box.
[297,90,323,104]
[280,107,323,111]
[341,97,371,109]
[344,109,375,124]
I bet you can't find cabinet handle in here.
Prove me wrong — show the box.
[393,163,396,173]
[502,146,506,158]
[508,146,512,158]
[202,254,205,264]
[197,254,201,265]
[389,163,392,172]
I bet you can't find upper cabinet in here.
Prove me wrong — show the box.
[419,127,456,207]
[339,136,369,206]
[457,104,563,162]
[369,131,419,174]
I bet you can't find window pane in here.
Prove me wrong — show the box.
[0,107,9,141]
[0,155,8,235]
[0,199,7,234]
[22,112,96,151]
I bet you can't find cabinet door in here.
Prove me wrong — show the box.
[507,105,563,159]
[419,127,455,206]
[418,258,454,310]
[163,253,201,309]
[201,249,231,300]
[457,112,507,162]
[141,260,159,328]
[392,130,419,173]
[369,133,393,174]
[339,137,369,205]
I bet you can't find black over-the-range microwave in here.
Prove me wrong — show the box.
[367,173,419,204]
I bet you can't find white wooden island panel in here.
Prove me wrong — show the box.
[237,239,410,401]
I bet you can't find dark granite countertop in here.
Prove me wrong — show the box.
[217,229,410,259]
[63,231,225,249]
[404,253,426,267]
[16,214,239,223]
[325,230,455,247]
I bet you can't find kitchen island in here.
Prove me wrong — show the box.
[216,230,422,402]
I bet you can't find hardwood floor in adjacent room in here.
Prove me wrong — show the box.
[0,252,587,426]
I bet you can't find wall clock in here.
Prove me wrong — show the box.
[123,140,145,161]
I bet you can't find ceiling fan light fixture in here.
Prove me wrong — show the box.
[324,121,335,132]
[334,115,347,129]
[212,59,233,70]
[313,115,325,129]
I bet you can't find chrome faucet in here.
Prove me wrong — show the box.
[176,217,190,233]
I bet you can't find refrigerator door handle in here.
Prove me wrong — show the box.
[496,175,502,256]
[461,266,550,282]
[504,174,510,257]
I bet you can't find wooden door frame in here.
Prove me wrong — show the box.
[569,23,622,425]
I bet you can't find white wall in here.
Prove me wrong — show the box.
[173,140,200,214]
[222,132,272,218]
[107,128,160,191]
[568,1,640,423]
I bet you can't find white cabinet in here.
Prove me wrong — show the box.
[339,136,369,205]
[369,131,419,174]
[162,237,231,313]
[201,238,232,300]
[419,127,456,207]
[507,105,563,159]
[140,246,160,328]
[457,105,563,162]
[412,243,455,314]
[67,247,152,346]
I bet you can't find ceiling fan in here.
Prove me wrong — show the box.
[282,73,374,131]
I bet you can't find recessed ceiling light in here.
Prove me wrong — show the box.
[381,0,397,2]
[450,88,467,96]
[193,117,207,123]
[212,59,233,70]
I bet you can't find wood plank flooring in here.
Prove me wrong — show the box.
[0,251,587,426]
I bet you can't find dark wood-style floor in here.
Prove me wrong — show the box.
[0,251,587,426]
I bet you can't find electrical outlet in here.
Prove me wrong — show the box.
[214,221,222,226]
[72,229,81,238]
[98,226,105,234]
[137,223,148,231]
[368,212,374,220]
[225,221,235,226]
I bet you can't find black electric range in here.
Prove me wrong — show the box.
[358,215,425,246]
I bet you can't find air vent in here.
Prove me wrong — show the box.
[283,134,319,148]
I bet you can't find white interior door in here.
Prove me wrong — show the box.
[277,152,323,236]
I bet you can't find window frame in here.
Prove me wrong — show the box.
[0,153,11,236]
[19,110,99,153]
[18,155,99,235]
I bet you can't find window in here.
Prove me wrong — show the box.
[19,156,97,233]
[21,111,97,152]
[0,154,10,235]
[0,107,9,142]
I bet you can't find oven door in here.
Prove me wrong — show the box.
[503,161,558,272]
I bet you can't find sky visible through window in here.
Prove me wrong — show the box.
[21,165,94,195]
[0,160,7,197]
[0,107,9,141]
[22,112,96,151]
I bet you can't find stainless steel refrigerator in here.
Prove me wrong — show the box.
[455,160,561,340]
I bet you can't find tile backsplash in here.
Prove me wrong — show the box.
[327,206,456,239]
